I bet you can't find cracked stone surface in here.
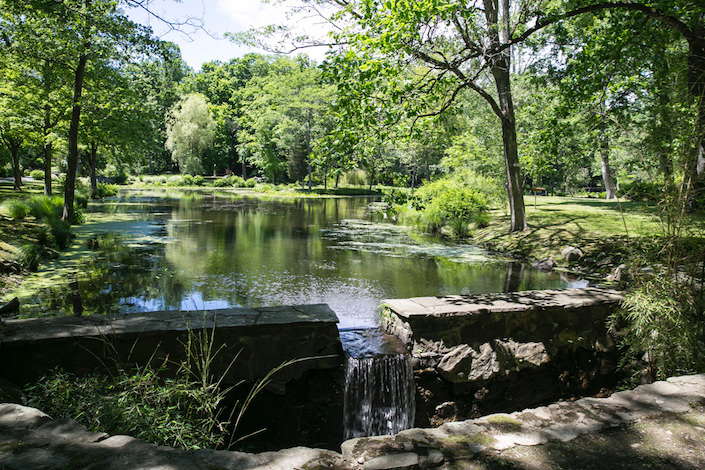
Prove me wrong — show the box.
[1,374,703,469]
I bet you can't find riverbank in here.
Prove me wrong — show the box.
[472,195,705,280]
[1,374,702,469]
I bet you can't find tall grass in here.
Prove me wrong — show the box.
[25,314,307,450]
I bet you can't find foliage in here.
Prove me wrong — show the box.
[165,94,217,175]
[213,175,248,188]
[404,172,492,237]
[2,199,30,219]
[620,181,663,203]
[27,367,228,450]
[29,170,44,181]
[92,183,119,199]
[610,275,705,383]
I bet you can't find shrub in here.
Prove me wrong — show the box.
[30,169,45,181]
[213,177,230,187]
[19,243,41,271]
[2,199,30,219]
[411,178,489,236]
[112,174,128,185]
[27,195,63,219]
[92,183,119,199]
[167,175,185,186]
[620,181,661,203]
[610,275,705,383]
[192,175,205,186]
[244,178,256,188]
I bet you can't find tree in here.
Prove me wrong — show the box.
[165,94,217,175]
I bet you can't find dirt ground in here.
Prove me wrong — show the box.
[445,405,705,470]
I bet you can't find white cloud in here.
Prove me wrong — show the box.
[217,0,289,30]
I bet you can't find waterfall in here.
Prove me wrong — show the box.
[343,353,415,439]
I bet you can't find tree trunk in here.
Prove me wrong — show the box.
[691,37,705,177]
[63,52,88,223]
[10,141,22,191]
[486,0,527,232]
[88,141,98,196]
[599,126,617,199]
[307,108,312,191]
[43,140,52,196]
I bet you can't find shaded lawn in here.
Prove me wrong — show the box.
[474,195,705,263]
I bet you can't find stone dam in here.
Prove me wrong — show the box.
[0,287,679,469]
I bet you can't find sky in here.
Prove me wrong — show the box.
[125,0,331,71]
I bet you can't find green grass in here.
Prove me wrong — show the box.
[473,195,705,265]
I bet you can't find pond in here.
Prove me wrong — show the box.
[13,189,586,328]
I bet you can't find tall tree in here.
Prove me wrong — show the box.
[165,93,217,175]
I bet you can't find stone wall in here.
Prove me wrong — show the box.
[0,305,345,450]
[381,288,624,426]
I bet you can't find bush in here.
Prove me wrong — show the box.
[92,183,119,199]
[244,178,256,188]
[27,195,63,219]
[212,177,230,187]
[192,175,205,186]
[410,177,489,236]
[30,169,45,181]
[19,243,41,271]
[112,174,128,185]
[167,175,185,186]
[610,275,705,383]
[2,199,30,219]
[620,181,661,202]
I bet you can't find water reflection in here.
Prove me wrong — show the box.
[15,191,585,328]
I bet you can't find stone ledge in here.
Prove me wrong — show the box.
[1,374,704,469]
[0,304,339,343]
[383,287,623,319]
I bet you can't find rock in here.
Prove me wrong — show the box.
[0,297,19,316]
[559,271,583,282]
[437,345,474,382]
[561,246,584,262]
[494,339,549,370]
[532,257,556,272]
[607,264,627,282]
[597,256,613,267]
[437,343,499,383]
[427,449,444,466]
[364,453,419,470]
[435,402,457,419]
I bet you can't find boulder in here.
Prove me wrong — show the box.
[532,257,556,272]
[607,264,627,282]
[0,297,19,316]
[437,343,499,383]
[561,246,584,263]
[493,339,549,370]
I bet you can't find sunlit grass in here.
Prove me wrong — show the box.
[474,195,705,262]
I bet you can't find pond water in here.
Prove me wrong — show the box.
[13,189,586,328]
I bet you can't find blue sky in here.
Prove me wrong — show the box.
[125,0,330,71]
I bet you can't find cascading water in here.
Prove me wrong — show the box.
[341,329,416,439]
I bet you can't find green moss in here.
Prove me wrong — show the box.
[486,415,523,432]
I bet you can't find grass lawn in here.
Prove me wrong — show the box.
[473,195,705,268]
